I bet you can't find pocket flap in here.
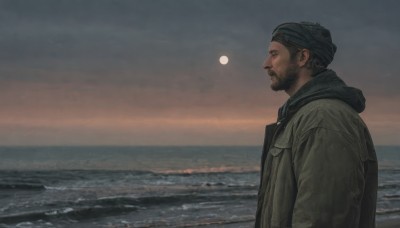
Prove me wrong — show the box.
[269,134,292,156]
[270,147,284,156]
[273,136,292,149]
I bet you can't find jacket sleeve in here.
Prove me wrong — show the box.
[292,127,365,228]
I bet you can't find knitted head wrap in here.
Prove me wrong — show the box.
[272,22,337,67]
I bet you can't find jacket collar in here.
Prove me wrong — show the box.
[277,69,366,123]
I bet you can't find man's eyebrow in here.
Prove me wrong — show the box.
[269,49,278,54]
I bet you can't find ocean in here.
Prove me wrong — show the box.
[0,146,399,227]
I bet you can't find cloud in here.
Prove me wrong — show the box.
[0,0,399,145]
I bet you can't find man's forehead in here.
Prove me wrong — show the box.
[268,41,286,52]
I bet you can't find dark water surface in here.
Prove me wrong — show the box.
[0,146,399,227]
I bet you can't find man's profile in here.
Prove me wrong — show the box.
[255,22,378,228]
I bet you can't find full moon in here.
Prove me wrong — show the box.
[219,55,229,65]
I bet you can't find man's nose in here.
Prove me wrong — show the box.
[263,57,271,69]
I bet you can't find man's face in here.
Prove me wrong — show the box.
[263,41,300,91]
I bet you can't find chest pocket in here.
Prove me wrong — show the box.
[270,135,292,157]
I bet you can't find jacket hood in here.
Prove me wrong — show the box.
[278,69,366,122]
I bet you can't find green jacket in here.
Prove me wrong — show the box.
[255,70,378,228]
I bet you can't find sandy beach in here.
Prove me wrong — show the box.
[377,219,400,228]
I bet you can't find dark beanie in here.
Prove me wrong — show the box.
[271,22,337,67]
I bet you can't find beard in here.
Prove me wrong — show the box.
[269,64,299,91]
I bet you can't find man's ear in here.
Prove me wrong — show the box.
[298,49,310,67]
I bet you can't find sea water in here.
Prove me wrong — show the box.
[0,146,399,227]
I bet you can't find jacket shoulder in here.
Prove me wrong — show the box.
[288,99,365,138]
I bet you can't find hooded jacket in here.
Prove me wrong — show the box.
[255,70,378,228]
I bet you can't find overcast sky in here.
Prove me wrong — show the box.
[1,0,399,145]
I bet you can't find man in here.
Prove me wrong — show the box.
[255,22,378,228]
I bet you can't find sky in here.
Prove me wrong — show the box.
[0,0,399,146]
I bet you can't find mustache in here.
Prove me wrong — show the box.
[268,70,276,76]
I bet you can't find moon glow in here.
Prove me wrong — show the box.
[219,55,229,65]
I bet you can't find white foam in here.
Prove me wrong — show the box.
[16,222,34,228]
[44,186,68,191]
[45,207,74,216]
